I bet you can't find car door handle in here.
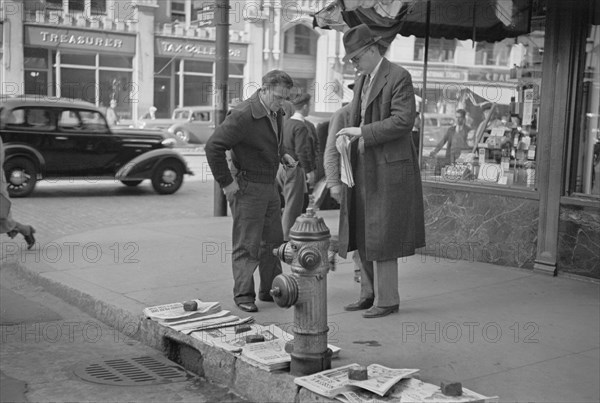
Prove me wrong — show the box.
[55,136,69,140]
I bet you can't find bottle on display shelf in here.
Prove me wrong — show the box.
[501,147,510,176]
[478,143,486,163]
[472,154,480,179]
[527,134,537,161]
[526,160,536,187]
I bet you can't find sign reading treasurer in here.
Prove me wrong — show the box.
[25,26,135,54]
[156,38,247,62]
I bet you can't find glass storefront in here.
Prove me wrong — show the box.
[415,29,545,191]
[154,56,244,115]
[23,49,134,120]
[569,23,600,196]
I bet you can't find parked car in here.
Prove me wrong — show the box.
[0,96,193,197]
[137,106,215,144]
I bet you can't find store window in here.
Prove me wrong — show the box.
[24,48,50,96]
[420,29,544,190]
[171,0,186,22]
[35,0,106,14]
[50,51,133,120]
[284,25,316,56]
[570,22,600,196]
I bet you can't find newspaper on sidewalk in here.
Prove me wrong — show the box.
[294,363,419,399]
[143,300,221,321]
[170,315,254,335]
[336,378,499,403]
[193,324,341,357]
[143,299,254,335]
[335,135,355,187]
[239,338,291,371]
[192,323,294,352]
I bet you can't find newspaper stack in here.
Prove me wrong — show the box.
[143,299,254,335]
[193,324,341,371]
[336,135,355,187]
[295,363,419,400]
[336,378,499,403]
[240,338,291,371]
[192,323,294,353]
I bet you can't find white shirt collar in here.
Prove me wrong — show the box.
[291,111,304,122]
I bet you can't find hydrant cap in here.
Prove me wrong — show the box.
[289,209,331,242]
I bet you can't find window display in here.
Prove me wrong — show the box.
[419,30,544,190]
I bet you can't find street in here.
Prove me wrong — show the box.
[2,152,214,240]
[1,152,247,403]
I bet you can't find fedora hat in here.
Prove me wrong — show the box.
[342,24,381,63]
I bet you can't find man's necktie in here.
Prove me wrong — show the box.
[362,75,371,97]
[360,75,371,127]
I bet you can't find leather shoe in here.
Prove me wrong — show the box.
[362,305,399,318]
[236,302,258,312]
[343,298,374,311]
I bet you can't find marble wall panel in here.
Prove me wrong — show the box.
[422,187,538,269]
[558,205,600,279]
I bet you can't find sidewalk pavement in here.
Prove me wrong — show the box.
[2,208,599,403]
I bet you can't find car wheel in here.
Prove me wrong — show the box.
[4,157,38,198]
[120,180,143,187]
[174,130,189,143]
[151,160,184,195]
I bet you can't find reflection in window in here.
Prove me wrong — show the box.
[475,39,512,66]
[414,38,456,62]
[573,23,600,195]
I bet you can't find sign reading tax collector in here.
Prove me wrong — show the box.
[156,38,247,62]
[25,26,135,54]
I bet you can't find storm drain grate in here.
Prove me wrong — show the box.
[73,355,189,386]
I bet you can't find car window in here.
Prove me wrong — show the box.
[425,118,437,127]
[58,110,82,130]
[6,108,26,126]
[27,108,55,130]
[80,110,109,132]
[192,111,210,121]
[173,110,189,119]
[440,117,455,126]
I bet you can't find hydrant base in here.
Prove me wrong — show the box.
[290,348,333,376]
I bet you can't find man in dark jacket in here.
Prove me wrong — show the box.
[277,93,317,240]
[336,24,426,318]
[205,70,294,313]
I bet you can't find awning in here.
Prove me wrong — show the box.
[314,0,533,44]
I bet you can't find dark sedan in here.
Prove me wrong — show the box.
[0,96,193,197]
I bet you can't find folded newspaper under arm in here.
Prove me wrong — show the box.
[294,363,419,398]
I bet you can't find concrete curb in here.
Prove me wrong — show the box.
[3,260,325,402]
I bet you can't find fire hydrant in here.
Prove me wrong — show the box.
[270,205,333,376]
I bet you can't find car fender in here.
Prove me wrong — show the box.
[115,149,193,180]
[2,144,46,178]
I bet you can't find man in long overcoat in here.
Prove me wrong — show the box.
[336,24,426,318]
